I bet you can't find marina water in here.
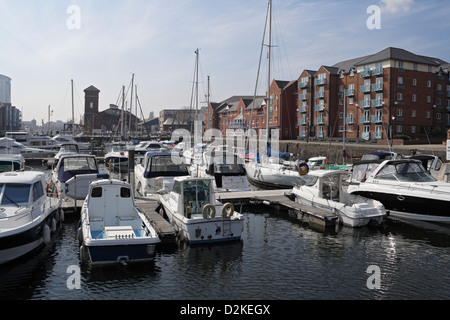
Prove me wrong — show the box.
[0,163,449,300]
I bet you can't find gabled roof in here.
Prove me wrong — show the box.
[84,85,100,92]
[354,47,445,66]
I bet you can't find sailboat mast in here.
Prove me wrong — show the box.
[266,0,272,141]
[71,79,75,136]
[129,74,135,137]
[195,48,199,121]
[121,85,125,136]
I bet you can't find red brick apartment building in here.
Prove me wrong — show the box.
[205,47,449,142]
[297,47,450,142]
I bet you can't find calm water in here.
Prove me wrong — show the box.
[1,164,449,300]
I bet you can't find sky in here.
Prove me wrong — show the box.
[1,0,449,123]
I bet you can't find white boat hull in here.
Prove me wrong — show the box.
[245,161,307,189]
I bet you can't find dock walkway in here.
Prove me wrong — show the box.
[217,189,338,228]
[135,197,177,244]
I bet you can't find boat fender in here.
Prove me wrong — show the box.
[59,208,64,222]
[186,206,192,219]
[222,203,234,217]
[51,218,57,232]
[43,224,51,244]
[77,227,83,245]
[298,162,309,175]
[202,204,216,219]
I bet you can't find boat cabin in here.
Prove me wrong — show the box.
[303,170,347,201]
[0,154,25,173]
[168,176,215,217]
[54,154,99,183]
[141,152,189,179]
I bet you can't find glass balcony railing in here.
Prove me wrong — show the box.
[372,99,384,107]
[298,82,308,89]
[360,100,371,108]
[315,78,326,86]
[316,91,325,98]
[360,85,371,93]
[372,67,383,76]
[360,70,371,78]
[360,116,371,123]
[345,89,355,96]
[299,93,307,100]
[372,83,383,91]
[372,115,383,123]
[299,105,307,113]
[315,104,325,112]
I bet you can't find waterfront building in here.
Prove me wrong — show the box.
[298,47,450,143]
[0,74,11,104]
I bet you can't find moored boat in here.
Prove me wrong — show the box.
[0,171,62,265]
[159,176,243,244]
[78,179,160,265]
[347,159,450,223]
[292,170,386,227]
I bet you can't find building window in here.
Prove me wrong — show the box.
[398,76,403,84]
[427,96,431,103]
[90,102,94,108]
[412,94,416,102]
[426,111,431,118]
[412,110,416,118]
[411,126,416,134]
[427,80,432,88]
[437,113,442,120]
[397,109,403,117]
[396,124,402,133]
[397,93,403,101]
[413,79,417,86]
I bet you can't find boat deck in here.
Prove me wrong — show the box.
[216,189,338,229]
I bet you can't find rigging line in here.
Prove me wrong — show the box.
[249,0,269,135]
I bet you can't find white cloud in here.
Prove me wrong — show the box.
[380,0,414,14]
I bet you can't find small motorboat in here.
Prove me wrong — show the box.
[134,152,189,195]
[78,179,161,265]
[292,170,386,227]
[104,142,129,172]
[159,175,244,244]
[0,171,62,265]
[0,154,25,173]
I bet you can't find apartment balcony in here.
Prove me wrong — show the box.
[372,99,384,107]
[345,117,354,125]
[298,82,308,89]
[299,118,307,125]
[360,116,371,123]
[316,91,325,99]
[374,132,383,139]
[360,85,371,93]
[315,118,324,125]
[345,89,355,96]
[372,67,383,76]
[360,100,371,109]
[317,131,324,138]
[299,93,307,100]
[372,83,383,91]
[372,115,383,123]
[360,70,371,78]
[299,105,307,113]
[315,78,326,86]
[315,104,325,112]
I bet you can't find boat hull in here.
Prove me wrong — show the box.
[350,189,450,223]
[0,208,62,265]
[161,203,243,244]
[82,242,157,265]
[244,162,305,189]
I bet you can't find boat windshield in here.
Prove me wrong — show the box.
[351,163,380,182]
[0,161,22,172]
[0,183,31,207]
[183,180,211,214]
[111,145,127,152]
[58,156,98,182]
[144,155,188,178]
[376,162,436,182]
[60,145,79,153]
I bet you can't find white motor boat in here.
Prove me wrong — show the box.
[134,152,189,196]
[190,149,251,192]
[292,170,386,227]
[50,154,107,201]
[159,176,244,244]
[134,141,168,156]
[0,154,25,173]
[78,179,160,265]
[347,159,450,223]
[53,134,90,151]
[54,143,80,161]
[104,142,129,172]
[6,131,58,150]
[0,137,55,159]
[0,171,62,265]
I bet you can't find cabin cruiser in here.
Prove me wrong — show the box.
[306,156,349,171]
[159,176,243,244]
[54,143,80,162]
[134,141,168,156]
[0,171,62,264]
[50,154,107,201]
[135,152,189,195]
[78,179,160,265]
[408,154,443,179]
[292,170,386,227]
[347,159,450,223]
[0,154,25,173]
[5,132,58,150]
[104,142,129,172]
[53,134,90,151]
[0,137,55,159]
[190,149,251,192]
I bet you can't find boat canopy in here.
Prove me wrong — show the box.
[57,155,99,182]
[143,152,188,179]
